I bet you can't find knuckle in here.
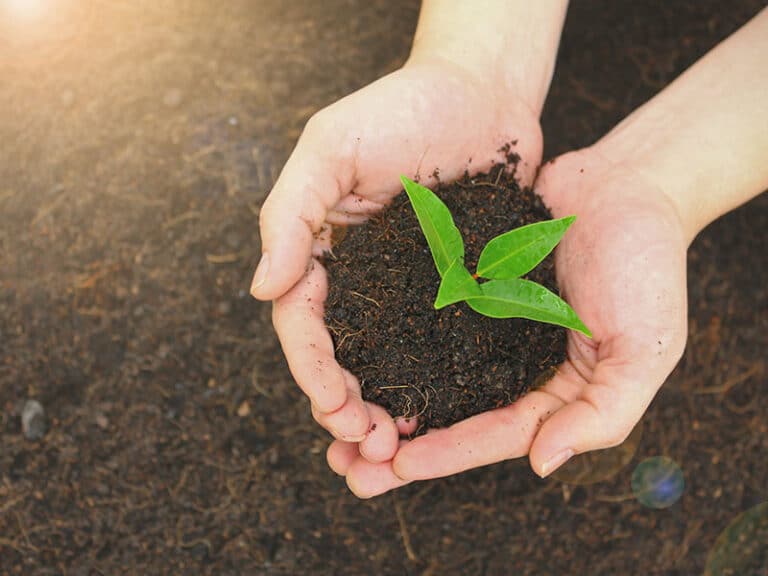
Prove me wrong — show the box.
[258,190,278,225]
[303,109,335,139]
[602,422,632,448]
[583,391,637,450]
[303,109,353,168]
[670,332,687,364]
[312,385,347,415]
[270,299,283,323]
[309,402,324,424]
[345,475,370,499]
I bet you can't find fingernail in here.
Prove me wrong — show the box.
[540,448,574,477]
[250,252,270,294]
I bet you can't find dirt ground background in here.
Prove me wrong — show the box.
[0,1,765,574]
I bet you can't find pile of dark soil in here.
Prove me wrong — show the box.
[325,163,567,432]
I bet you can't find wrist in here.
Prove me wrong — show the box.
[593,10,768,243]
[406,49,550,120]
[592,110,710,245]
[403,50,544,126]
[407,0,568,118]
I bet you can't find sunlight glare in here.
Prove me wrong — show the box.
[3,0,47,22]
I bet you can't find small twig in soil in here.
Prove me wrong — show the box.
[693,362,763,395]
[251,368,272,399]
[393,495,418,562]
[356,363,384,372]
[0,537,24,554]
[175,517,214,555]
[456,180,499,189]
[674,520,703,566]
[337,328,363,351]
[327,320,363,350]
[0,493,27,513]
[169,466,191,499]
[14,512,38,552]
[724,393,758,414]
[30,186,68,226]
[399,394,414,419]
[593,493,635,503]
[349,291,381,308]
[412,386,430,419]
[77,262,122,289]
[206,249,248,264]
[162,210,201,230]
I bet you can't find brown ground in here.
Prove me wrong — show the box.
[0,1,765,574]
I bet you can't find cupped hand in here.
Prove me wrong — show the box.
[252,56,544,475]
[331,147,690,497]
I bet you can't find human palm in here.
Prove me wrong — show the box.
[328,149,690,497]
[254,59,544,469]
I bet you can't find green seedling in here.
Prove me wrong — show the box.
[400,175,592,337]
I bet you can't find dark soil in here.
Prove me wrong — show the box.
[0,1,766,575]
[325,163,566,431]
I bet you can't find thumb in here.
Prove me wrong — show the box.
[251,113,354,301]
[529,360,661,478]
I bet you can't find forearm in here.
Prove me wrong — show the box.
[595,8,768,243]
[408,0,569,117]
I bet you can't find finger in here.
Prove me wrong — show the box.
[396,417,418,436]
[311,370,370,442]
[327,440,359,476]
[310,223,333,257]
[252,113,353,300]
[392,389,565,481]
[325,211,369,226]
[358,403,399,464]
[346,442,411,499]
[529,360,662,478]
[272,261,351,415]
[326,194,386,226]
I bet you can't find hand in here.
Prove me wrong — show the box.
[328,7,768,496]
[252,57,544,477]
[330,147,689,496]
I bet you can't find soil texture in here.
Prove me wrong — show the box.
[0,1,765,574]
[325,163,567,432]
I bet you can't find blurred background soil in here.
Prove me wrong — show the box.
[0,1,765,574]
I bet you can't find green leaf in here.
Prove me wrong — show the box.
[467,278,592,336]
[400,176,464,277]
[476,216,576,279]
[434,259,481,309]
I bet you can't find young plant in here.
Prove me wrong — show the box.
[400,175,592,337]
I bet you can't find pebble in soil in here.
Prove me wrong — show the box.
[324,163,568,434]
[21,399,47,441]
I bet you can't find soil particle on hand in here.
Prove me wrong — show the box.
[325,163,567,433]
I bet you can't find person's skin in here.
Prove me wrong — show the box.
[252,1,569,458]
[324,8,768,496]
[254,4,768,497]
